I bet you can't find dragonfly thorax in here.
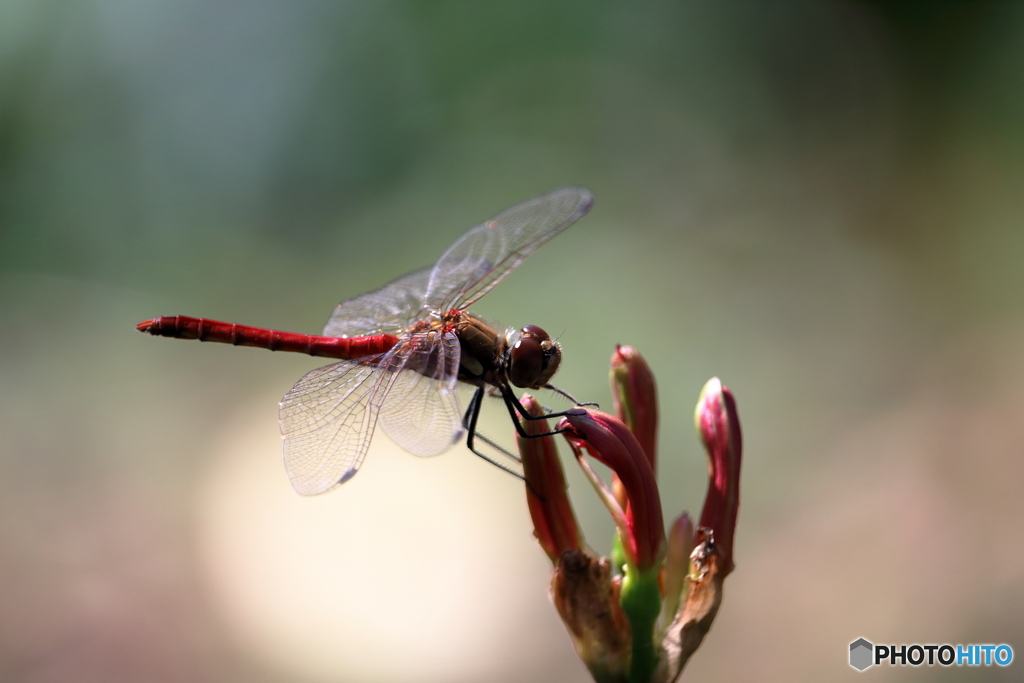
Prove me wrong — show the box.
[451,312,506,383]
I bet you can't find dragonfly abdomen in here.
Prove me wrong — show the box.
[136,316,397,359]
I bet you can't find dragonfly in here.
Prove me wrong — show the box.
[137,187,594,495]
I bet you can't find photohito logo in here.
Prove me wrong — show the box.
[849,638,1014,671]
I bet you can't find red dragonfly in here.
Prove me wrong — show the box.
[137,188,593,495]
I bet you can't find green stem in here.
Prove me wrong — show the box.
[620,562,661,683]
[612,531,627,576]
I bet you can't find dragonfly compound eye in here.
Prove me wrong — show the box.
[509,337,544,388]
[508,326,562,388]
[520,324,548,340]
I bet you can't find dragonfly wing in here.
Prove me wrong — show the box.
[377,331,464,457]
[279,356,393,495]
[424,188,593,313]
[323,267,432,338]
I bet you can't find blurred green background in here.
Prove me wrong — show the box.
[3,2,1023,681]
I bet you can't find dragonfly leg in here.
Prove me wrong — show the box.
[543,383,599,408]
[501,385,582,440]
[462,386,526,479]
[462,387,522,462]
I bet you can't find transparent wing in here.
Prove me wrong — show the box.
[378,331,464,456]
[424,188,593,314]
[323,267,432,338]
[279,356,396,495]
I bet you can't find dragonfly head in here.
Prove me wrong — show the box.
[506,325,562,389]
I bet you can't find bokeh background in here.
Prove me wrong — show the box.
[2,2,1023,681]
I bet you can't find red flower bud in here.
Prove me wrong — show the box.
[517,394,581,563]
[611,345,658,472]
[560,410,665,572]
[694,378,742,575]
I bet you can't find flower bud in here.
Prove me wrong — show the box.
[694,378,742,575]
[560,410,664,573]
[517,394,581,563]
[611,345,658,471]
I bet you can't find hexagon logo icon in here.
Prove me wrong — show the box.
[850,638,874,671]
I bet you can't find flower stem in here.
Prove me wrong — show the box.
[619,563,661,683]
